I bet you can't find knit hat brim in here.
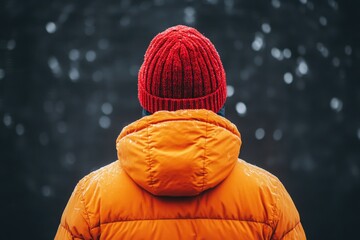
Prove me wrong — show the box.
[138,80,227,113]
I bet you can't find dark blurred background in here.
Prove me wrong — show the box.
[1,0,359,239]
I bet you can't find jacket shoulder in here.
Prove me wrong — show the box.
[217,160,281,225]
[80,161,122,189]
[77,160,146,226]
[232,159,304,239]
[72,161,124,228]
[236,159,281,186]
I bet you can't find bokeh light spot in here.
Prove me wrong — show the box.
[236,102,247,116]
[101,102,113,115]
[226,85,234,97]
[99,116,111,129]
[255,128,265,140]
[330,97,343,112]
[284,72,293,84]
[46,22,57,33]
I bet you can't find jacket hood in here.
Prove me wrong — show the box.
[116,109,241,197]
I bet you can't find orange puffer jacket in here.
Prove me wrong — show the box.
[55,110,306,239]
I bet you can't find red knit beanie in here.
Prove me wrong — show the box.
[138,25,227,113]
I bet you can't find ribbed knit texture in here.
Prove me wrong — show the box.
[138,25,227,113]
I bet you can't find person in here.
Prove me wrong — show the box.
[55,25,306,239]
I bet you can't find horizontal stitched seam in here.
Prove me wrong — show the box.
[123,119,239,140]
[59,224,75,238]
[279,221,301,240]
[91,218,272,230]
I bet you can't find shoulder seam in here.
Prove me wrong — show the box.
[78,178,92,230]
[279,221,301,240]
[269,179,280,239]
[59,223,74,238]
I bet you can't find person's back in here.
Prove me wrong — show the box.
[55,25,306,240]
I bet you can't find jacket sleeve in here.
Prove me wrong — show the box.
[271,180,306,240]
[54,179,93,240]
